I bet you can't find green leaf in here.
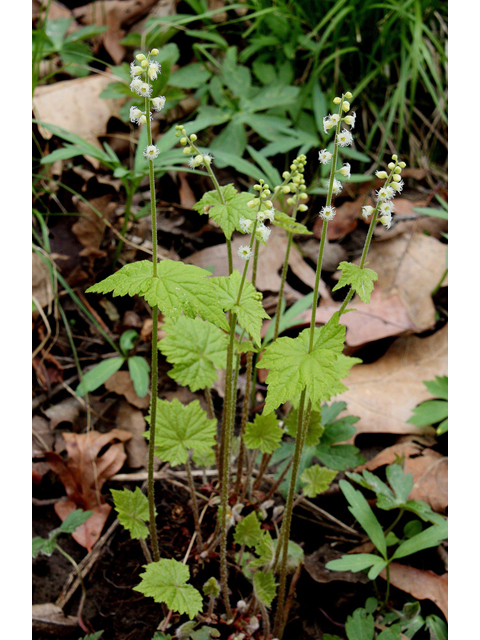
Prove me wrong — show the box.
[76,357,124,396]
[191,627,221,640]
[300,465,337,498]
[146,398,216,467]
[120,329,139,354]
[193,185,255,240]
[243,84,299,112]
[210,271,269,346]
[258,314,346,414]
[332,262,378,304]
[407,400,448,427]
[111,488,151,540]
[86,260,229,331]
[437,417,448,435]
[128,356,150,398]
[423,375,448,400]
[425,614,448,640]
[386,463,413,505]
[134,558,202,619]
[58,509,93,534]
[79,632,104,640]
[272,210,312,235]
[339,480,387,558]
[285,407,324,446]
[202,577,220,598]
[244,412,283,454]
[391,520,447,560]
[253,571,277,608]
[262,292,315,347]
[250,531,275,569]
[169,63,211,88]
[345,608,375,640]
[326,553,384,575]
[234,511,263,547]
[159,316,227,392]
[315,443,365,471]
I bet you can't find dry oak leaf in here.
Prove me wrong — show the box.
[313,199,359,241]
[72,194,116,259]
[115,400,148,468]
[45,429,131,550]
[105,370,150,409]
[379,563,448,620]
[335,324,447,442]
[33,75,124,168]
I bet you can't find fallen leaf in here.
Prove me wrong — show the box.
[32,252,54,315]
[33,351,64,390]
[45,429,131,550]
[355,436,433,472]
[299,237,348,272]
[105,371,150,409]
[312,199,358,240]
[33,75,124,167]
[33,416,54,457]
[336,324,447,441]
[304,544,370,584]
[177,173,197,209]
[44,397,83,430]
[32,603,78,635]
[405,450,448,513]
[72,195,116,259]
[379,563,448,620]
[32,0,72,21]
[115,400,148,468]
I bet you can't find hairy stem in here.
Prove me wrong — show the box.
[185,456,203,551]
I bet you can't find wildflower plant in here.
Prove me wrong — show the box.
[81,52,440,637]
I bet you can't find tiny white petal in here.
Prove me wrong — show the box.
[238,245,252,260]
[336,129,353,147]
[318,149,333,165]
[319,205,336,221]
[143,145,159,160]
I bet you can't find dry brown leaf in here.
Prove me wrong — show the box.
[32,603,78,635]
[312,200,358,240]
[299,237,347,272]
[177,173,197,209]
[45,429,131,550]
[343,232,447,332]
[405,450,448,513]
[72,194,116,259]
[44,397,83,430]
[33,75,124,167]
[32,0,72,21]
[105,370,150,409]
[73,0,160,64]
[336,324,447,441]
[355,436,432,472]
[32,252,54,315]
[304,544,370,584]
[115,400,148,468]
[379,563,448,620]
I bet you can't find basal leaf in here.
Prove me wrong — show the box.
[146,398,217,467]
[192,185,255,240]
[87,260,229,331]
[344,607,375,640]
[300,465,337,498]
[244,412,283,454]
[326,553,384,575]
[234,511,263,547]
[253,571,277,608]
[159,316,228,392]
[258,315,346,414]
[111,487,151,540]
[128,356,150,398]
[391,520,447,560]
[332,262,378,304]
[134,558,202,619]
[285,407,324,446]
[211,270,269,345]
[315,443,365,471]
[386,463,414,505]
[58,509,94,534]
[76,357,124,396]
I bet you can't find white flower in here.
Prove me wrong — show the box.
[391,179,404,193]
[319,205,336,221]
[147,60,161,81]
[143,145,159,161]
[264,207,275,222]
[323,115,335,134]
[379,212,392,229]
[257,223,271,243]
[339,162,351,178]
[238,245,252,260]
[378,200,395,215]
[130,62,143,78]
[237,600,247,614]
[151,96,166,111]
[257,209,267,222]
[239,217,253,233]
[336,129,353,147]
[362,205,375,220]
[129,77,143,94]
[188,155,203,169]
[319,149,333,164]
[376,186,395,202]
[129,106,143,123]
[332,179,343,196]
[343,112,356,128]
[245,617,260,635]
[330,113,341,124]
[201,153,213,166]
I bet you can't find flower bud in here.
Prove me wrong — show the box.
[135,53,146,61]
[287,197,294,206]
[183,147,191,155]
[282,171,290,180]
[376,170,388,179]
[141,59,148,68]
[190,134,197,142]
[265,200,273,208]
[298,204,308,212]
[342,100,350,112]
[392,174,401,182]
[333,97,341,104]
[282,186,290,194]
[392,154,398,161]
[345,91,353,99]
[150,48,159,56]
[399,161,406,168]
[180,137,187,145]
[394,166,401,173]
[388,162,395,170]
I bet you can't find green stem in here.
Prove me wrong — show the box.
[185,456,203,550]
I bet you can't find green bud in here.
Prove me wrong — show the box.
[190,134,197,142]
[150,48,159,56]
[298,204,308,212]
[180,137,187,145]
[333,97,341,104]
[345,91,353,99]
[136,53,146,61]
[388,162,395,170]
[287,197,294,206]
[282,171,291,180]
[399,161,406,168]
[183,147,191,155]
[392,154,398,161]
[392,174,401,182]
[282,186,291,194]
[394,166,402,173]
[342,100,350,112]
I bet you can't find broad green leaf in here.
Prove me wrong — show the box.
[300,465,337,498]
[210,271,269,346]
[169,63,211,88]
[345,608,375,640]
[202,577,220,598]
[159,316,227,392]
[423,375,448,400]
[258,315,346,414]
[210,119,247,164]
[191,627,221,640]
[128,356,150,398]
[32,536,56,557]
[407,400,448,427]
[243,84,299,112]
[234,511,263,547]
[246,144,282,187]
[33,509,92,557]
[250,531,275,569]
[111,488,151,540]
[58,509,93,534]
[315,444,365,471]
[76,357,124,396]
[386,463,414,505]
[272,210,312,235]
[376,625,403,640]
[147,398,216,467]
[253,571,277,608]
[244,412,283,454]
[86,260,229,331]
[323,636,343,640]
[273,537,304,573]
[326,553,383,574]
[328,354,362,397]
[339,480,387,558]
[425,614,448,640]
[193,184,255,240]
[391,521,447,560]
[332,262,378,304]
[205,148,268,182]
[285,408,324,446]
[134,558,202,619]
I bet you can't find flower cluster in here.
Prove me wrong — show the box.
[128,50,166,161]
[237,179,275,258]
[361,155,406,229]
[174,125,214,170]
[281,154,309,213]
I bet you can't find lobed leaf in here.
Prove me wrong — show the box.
[234,511,263,547]
[253,571,277,608]
[300,465,337,498]
[391,520,447,560]
[111,487,151,540]
[244,412,283,453]
[193,185,255,240]
[344,607,375,640]
[332,262,378,304]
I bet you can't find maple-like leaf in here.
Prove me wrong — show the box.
[159,316,228,392]
[234,511,263,547]
[134,558,202,619]
[273,211,312,235]
[300,465,337,498]
[87,260,228,331]
[211,270,269,345]
[258,315,346,414]
[146,398,216,466]
[111,487,151,540]
[244,412,283,453]
[332,261,378,304]
[253,571,277,608]
[192,184,255,240]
